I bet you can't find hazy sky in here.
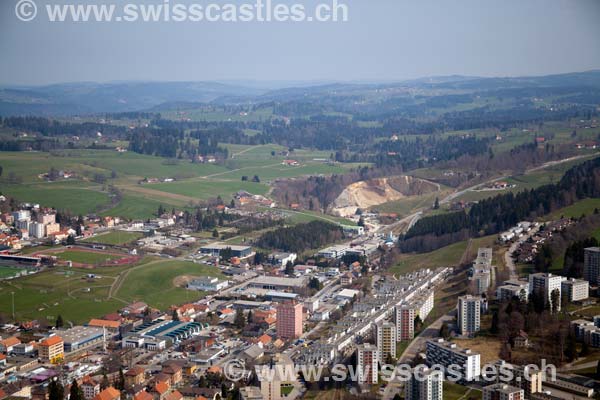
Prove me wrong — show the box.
[1,0,600,85]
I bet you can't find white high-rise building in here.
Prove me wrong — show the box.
[457,295,481,336]
[405,367,443,400]
[528,273,564,311]
[376,322,396,362]
[28,222,45,239]
[356,343,378,385]
[426,339,480,382]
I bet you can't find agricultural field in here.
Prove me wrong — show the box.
[82,230,144,245]
[0,145,362,220]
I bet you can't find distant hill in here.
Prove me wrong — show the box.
[0,81,264,116]
[1,70,599,116]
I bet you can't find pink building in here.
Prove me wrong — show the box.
[276,301,303,339]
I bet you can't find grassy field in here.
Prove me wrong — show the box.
[391,240,469,275]
[0,257,222,323]
[55,249,121,264]
[0,183,109,214]
[115,260,223,310]
[82,230,144,245]
[546,198,600,220]
[0,266,25,279]
[0,266,124,324]
[443,382,481,400]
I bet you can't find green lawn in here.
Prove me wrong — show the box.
[148,179,269,199]
[116,260,223,309]
[443,382,481,400]
[391,240,468,275]
[0,183,109,215]
[101,193,170,220]
[0,266,25,279]
[55,249,121,264]
[546,198,600,220]
[82,230,144,245]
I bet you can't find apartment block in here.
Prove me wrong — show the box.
[38,335,64,363]
[496,280,528,302]
[376,322,396,362]
[425,339,480,382]
[396,305,416,341]
[356,343,378,385]
[584,247,600,285]
[482,383,523,400]
[561,278,589,302]
[457,295,482,336]
[405,367,443,400]
[276,301,303,339]
[528,273,564,311]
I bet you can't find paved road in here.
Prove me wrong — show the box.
[397,310,456,364]
[503,225,540,280]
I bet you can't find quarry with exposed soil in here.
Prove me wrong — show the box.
[330,175,440,217]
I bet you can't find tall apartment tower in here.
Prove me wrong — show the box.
[395,305,416,341]
[528,273,564,312]
[376,322,396,362]
[584,247,600,285]
[457,295,482,336]
[356,343,378,385]
[276,301,303,339]
[405,367,443,400]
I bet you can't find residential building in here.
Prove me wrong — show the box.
[561,278,589,302]
[376,322,396,362]
[528,273,564,311]
[38,335,64,362]
[93,387,120,400]
[457,295,482,336]
[276,301,303,339]
[482,383,524,400]
[356,343,378,385]
[496,280,528,302]
[0,336,21,353]
[396,305,416,341]
[259,354,295,400]
[28,222,45,239]
[125,367,146,387]
[81,377,100,400]
[240,387,263,400]
[405,367,443,400]
[584,247,600,285]
[425,339,480,382]
[37,213,55,225]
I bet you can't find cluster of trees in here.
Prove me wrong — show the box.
[255,220,344,253]
[401,157,600,252]
[491,295,580,365]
